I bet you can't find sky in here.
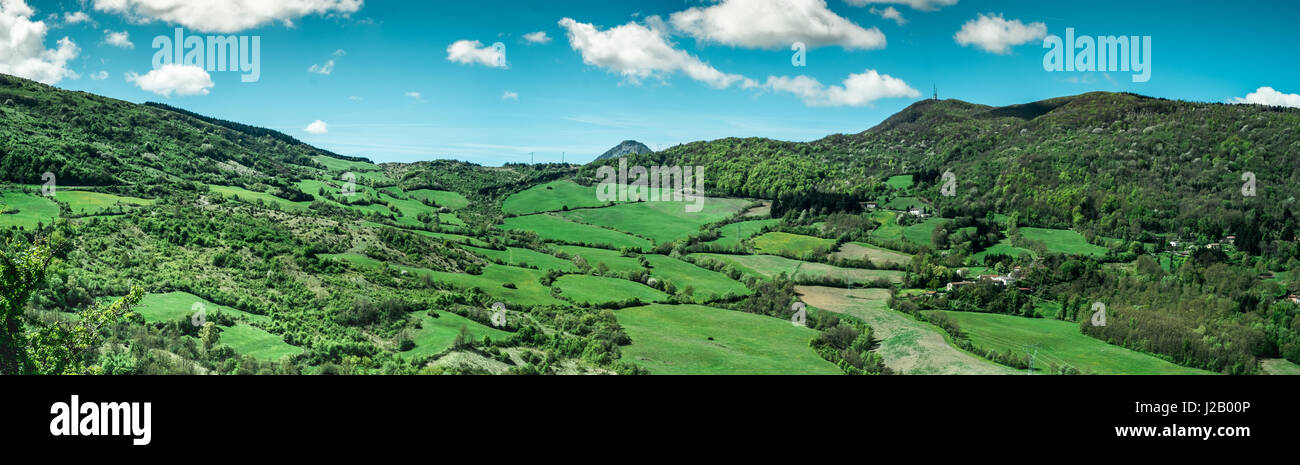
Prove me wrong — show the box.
[3,0,1298,165]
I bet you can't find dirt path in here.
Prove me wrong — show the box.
[796,286,1017,375]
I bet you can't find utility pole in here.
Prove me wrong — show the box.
[933,84,938,101]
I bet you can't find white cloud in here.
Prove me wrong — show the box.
[308,59,335,74]
[103,29,133,48]
[304,120,328,134]
[870,7,907,26]
[64,11,94,25]
[502,90,518,100]
[954,13,1046,55]
[765,69,919,107]
[404,91,422,100]
[332,49,346,56]
[669,0,886,50]
[0,0,80,85]
[90,70,109,80]
[347,95,362,101]
[126,64,213,97]
[92,0,363,33]
[1230,87,1300,108]
[446,40,506,68]
[846,0,958,11]
[523,31,551,44]
[558,17,755,89]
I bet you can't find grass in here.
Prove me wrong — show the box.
[928,311,1211,374]
[644,254,752,301]
[554,275,669,306]
[1019,227,1109,256]
[831,242,913,266]
[884,196,925,210]
[558,198,751,244]
[58,190,154,215]
[501,214,651,251]
[461,245,577,272]
[796,286,1015,374]
[0,190,59,230]
[219,324,303,361]
[690,253,904,284]
[408,230,491,247]
[752,232,836,257]
[399,312,511,359]
[707,219,780,247]
[1261,358,1300,375]
[886,175,914,189]
[972,239,1036,263]
[135,291,270,324]
[616,304,840,374]
[902,217,951,247]
[322,255,563,306]
[554,245,644,274]
[312,154,380,173]
[408,189,469,210]
[502,180,609,215]
[208,185,310,212]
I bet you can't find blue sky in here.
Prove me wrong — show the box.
[5,0,1299,165]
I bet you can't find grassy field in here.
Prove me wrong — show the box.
[902,217,950,247]
[831,242,913,266]
[554,275,668,306]
[868,211,904,241]
[1261,358,1300,375]
[751,232,836,257]
[886,175,914,189]
[502,180,609,215]
[408,230,491,247]
[399,312,511,359]
[408,189,469,210]
[554,245,644,274]
[0,190,60,230]
[1019,227,1109,256]
[616,304,840,374]
[208,185,311,212]
[501,214,651,251]
[312,154,380,173]
[796,286,1015,374]
[219,324,303,361]
[58,190,154,215]
[928,311,1210,374]
[644,254,752,301]
[323,255,564,306]
[558,198,751,244]
[690,253,904,284]
[972,239,1036,262]
[707,218,780,247]
[135,291,270,324]
[462,245,577,272]
[884,196,926,210]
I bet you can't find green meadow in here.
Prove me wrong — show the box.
[502,180,609,215]
[751,232,836,257]
[399,312,511,359]
[690,253,904,284]
[554,275,668,306]
[643,254,751,301]
[929,311,1210,374]
[0,190,60,230]
[707,218,780,247]
[616,304,839,375]
[554,245,644,274]
[58,190,154,215]
[219,324,303,361]
[1019,228,1109,256]
[558,197,751,244]
[500,214,651,251]
[462,245,577,272]
[135,291,270,324]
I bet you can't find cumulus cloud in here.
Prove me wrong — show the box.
[523,31,550,44]
[1230,87,1300,108]
[870,7,907,26]
[0,0,80,85]
[954,13,1046,54]
[764,69,919,107]
[304,120,328,134]
[846,0,958,11]
[92,0,363,33]
[669,0,885,50]
[126,64,214,96]
[63,11,94,25]
[332,49,346,56]
[502,91,518,100]
[308,59,335,74]
[103,29,133,48]
[90,70,109,80]
[446,40,506,68]
[558,17,755,89]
